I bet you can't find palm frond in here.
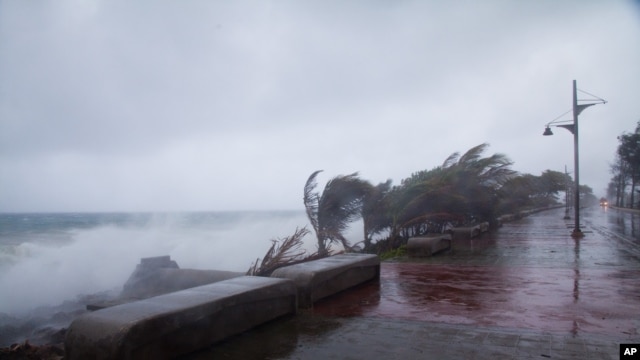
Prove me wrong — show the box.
[304,170,323,234]
[362,179,393,242]
[246,227,317,276]
[442,151,460,168]
[319,174,367,226]
[316,172,371,250]
[457,143,489,167]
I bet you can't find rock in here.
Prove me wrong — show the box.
[87,255,244,309]
[0,340,64,360]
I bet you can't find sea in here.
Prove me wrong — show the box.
[0,210,364,345]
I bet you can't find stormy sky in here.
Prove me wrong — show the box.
[1,1,639,212]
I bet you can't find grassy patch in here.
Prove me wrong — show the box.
[379,245,407,261]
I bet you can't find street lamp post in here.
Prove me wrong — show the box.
[564,165,571,220]
[543,80,606,238]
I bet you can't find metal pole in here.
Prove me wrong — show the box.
[564,165,570,220]
[572,80,582,237]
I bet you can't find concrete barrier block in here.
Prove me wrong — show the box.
[451,225,482,240]
[270,253,380,308]
[65,276,297,360]
[407,234,452,257]
[497,214,516,224]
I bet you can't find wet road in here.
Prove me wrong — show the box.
[186,207,640,359]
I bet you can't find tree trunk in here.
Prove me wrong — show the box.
[616,176,624,207]
[632,177,637,209]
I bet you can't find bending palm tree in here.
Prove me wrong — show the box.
[361,180,392,250]
[304,170,370,256]
[392,143,516,236]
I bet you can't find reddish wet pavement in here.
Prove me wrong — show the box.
[314,262,640,337]
[186,207,640,359]
[313,208,640,338]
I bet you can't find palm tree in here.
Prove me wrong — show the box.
[361,180,393,251]
[616,122,640,208]
[390,144,516,237]
[445,143,516,223]
[304,170,371,256]
[394,167,466,236]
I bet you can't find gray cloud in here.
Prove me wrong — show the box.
[1,0,639,212]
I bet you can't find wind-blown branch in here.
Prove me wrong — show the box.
[246,227,320,277]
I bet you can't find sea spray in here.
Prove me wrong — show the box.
[0,211,365,315]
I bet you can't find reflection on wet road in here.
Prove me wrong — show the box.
[313,207,640,338]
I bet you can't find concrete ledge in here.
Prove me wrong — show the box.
[65,276,297,360]
[450,225,482,240]
[270,253,380,308]
[407,234,452,257]
[498,214,516,223]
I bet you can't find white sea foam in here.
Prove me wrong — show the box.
[0,211,365,315]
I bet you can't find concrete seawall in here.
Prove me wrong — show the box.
[271,253,380,308]
[65,254,381,358]
[65,276,297,360]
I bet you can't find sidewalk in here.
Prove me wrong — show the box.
[185,207,640,359]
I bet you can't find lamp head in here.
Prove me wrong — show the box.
[543,127,554,136]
